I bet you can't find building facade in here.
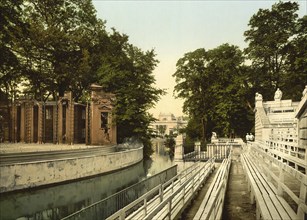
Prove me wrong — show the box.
[0,84,116,146]
[151,113,188,136]
[254,87,306,173]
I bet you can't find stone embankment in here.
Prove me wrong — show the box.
[0,144,143,193]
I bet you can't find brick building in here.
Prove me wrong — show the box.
[0,84,116,146]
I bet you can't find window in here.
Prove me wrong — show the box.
[82,109,86,119]
[101,112,108,129]
[46,108,52,119]
[82,128,86,138]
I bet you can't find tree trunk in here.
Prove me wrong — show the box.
[201,116,207,143]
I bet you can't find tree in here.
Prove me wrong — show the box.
[0,0,26,141]
[13,0,107,100]
[164,134,176,157]
[173,44,250,141]
[284,15,307,100]
[244,1,306,100]
[98,39,165,157]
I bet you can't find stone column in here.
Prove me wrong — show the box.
[85,100,90,145]
[29,102,34,143]
[53,105,57,144]
[57,100,63,144]
[20,102,25,142]
[194,141,201,160]
[37,102,43,144]
[64,92,74,145]
[174,134,184,161]
[11,103,17,142]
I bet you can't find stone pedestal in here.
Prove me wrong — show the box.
[174,134,184,161]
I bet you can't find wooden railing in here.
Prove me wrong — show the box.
[246,143,307,219]
[61,165,177,220]
[107,158,215,220]
[193,153,232,220]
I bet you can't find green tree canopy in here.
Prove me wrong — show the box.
[244,1,306,100]
[174,44,251,142]
[98,38,165,156]
[0,0,165,157]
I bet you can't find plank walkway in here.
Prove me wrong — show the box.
[179,164,221,220]
[182,156,255,220]
[222,157,256,220]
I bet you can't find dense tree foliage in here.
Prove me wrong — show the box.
[244,1,306,100]
[174,1,306,146]
[0,0,164,156]
[174,44,251,142]
[0,0,25,101]
[98,41,165,157]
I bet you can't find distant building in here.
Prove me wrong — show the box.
[255,87,306,173]
[151,112,188,137]
[150,113,188,154]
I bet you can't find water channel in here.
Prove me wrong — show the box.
[0,152,178,220]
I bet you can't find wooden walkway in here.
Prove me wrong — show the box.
[222,157,256,220]
[103,142,306,220]
[107,158,215,220]
[180,164,221,220]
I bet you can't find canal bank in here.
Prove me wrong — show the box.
[0,144,143,193]
[0,153,175,220]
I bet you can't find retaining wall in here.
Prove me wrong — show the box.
[0,147,143,193]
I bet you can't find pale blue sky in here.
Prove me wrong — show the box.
[92,0,307,117]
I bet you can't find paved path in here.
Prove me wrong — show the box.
[0,143,113,154]
[222,157,256,220]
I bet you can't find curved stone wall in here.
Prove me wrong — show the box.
[0,147,143,193]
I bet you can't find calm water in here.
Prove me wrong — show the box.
[0,153,175,220]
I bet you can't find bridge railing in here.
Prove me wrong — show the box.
[61,164,177,220]
[107,158,215,220]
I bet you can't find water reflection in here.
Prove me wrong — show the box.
[0,153,176,220]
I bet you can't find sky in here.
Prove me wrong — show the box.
[92,0,307,118]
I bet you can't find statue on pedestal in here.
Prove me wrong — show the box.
[255,92,263,101]
[274,88,282,101]
[211,132,218,143]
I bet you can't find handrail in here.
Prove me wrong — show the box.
[61,164,177,220]
[193,153,231,220]
[247,144,307,219]
[107,158,215,220]
[143,161,214,220]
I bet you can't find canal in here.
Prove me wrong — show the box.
[0,153,175,220]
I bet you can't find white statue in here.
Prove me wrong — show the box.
[255,92,263,101]
[274,88,282,101]
[211,132,217,142]
[250,133,254,141]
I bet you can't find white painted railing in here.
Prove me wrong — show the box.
[248,143,307,219]
[193,153,232,220]
[107,158,215,220]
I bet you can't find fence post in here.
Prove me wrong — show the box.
[144,197,147,216]
[159,184,163,202]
